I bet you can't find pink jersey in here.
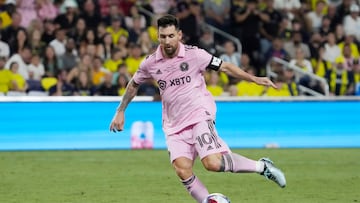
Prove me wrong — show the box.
[133,43,223,135]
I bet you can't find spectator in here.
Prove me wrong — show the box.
[79,0,102,29]
[83,28,98,46]
[9,27,29,55]
[150,0,171,15]
[203,0,231,33]
[312,45,333,78]
[326,56,355,95]
[206,70,224,96]
[115,73,130,96]
[1,12,23,43]
[104,48,124,73]
[68,18,87,49]
[264,37,290,64]
[289,48,313,73]
[326,3,339,31]
[352,59,360,95]
[343,4,360,42]
[54,0,78,31]
[338,34,360,60]
[5,46,32,80]
[137,31,155,55]
[323,32,341,63]
[308,32,324,59]
[220,40,241,67]
[336,43,358,71]
[0,34,10,59]
[146,15,160,44]
[98,0,110,18]
[91,56,109,87]
[125,5,147,30]
[96,22,107,40]
[36,0,58,21]
[198,26,218,56]
[95,72,118,96]
[74,70,96,96]
[0,57,12,95]
[118,0,135,17]
[125,43,145,76]
[17,0,38,28]
[284,31,311,59]
[334,23,346,43]
[97,32,114,60]
[283,68,299,96]
[29,28,47,56]
[49,28,67,57]
[41,19,56,44]
[106,16,129,46]
[128,15,146,43]
[318,16,333,39]
[27,53,45,81]
[234,66,265,96]
[220,40,241,85]
[66,53,93,85]
[112,63,131,85]
[102,3,123,26]
[175,1,199,45]
[264,71,297,96]
[115,34,129,58]
[42,45,60,77]
[259,0,283,60]
[58,38,78,71]
[9,62,28,93]
[231,0,270,74]
[333,0,353,28]
[305,0,327,33]
[274,0,301,21]
[49,69,75,96]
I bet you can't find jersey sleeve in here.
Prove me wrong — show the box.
[196,48,223,72]
[132,59,152,85]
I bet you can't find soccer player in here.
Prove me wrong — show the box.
[109,14,286,203]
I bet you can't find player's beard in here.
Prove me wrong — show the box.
[163,44,177,57]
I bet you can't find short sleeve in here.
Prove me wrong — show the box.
[196,48,223,72]
[132,59,152,85]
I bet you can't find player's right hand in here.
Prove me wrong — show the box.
[109,111,125,132]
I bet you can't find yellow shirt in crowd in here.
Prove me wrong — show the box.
[106,27,129,45]
[104,59,123,73]
[125,56,146,76]
[0,69,12,93]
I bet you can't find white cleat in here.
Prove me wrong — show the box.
[259,157,286,188]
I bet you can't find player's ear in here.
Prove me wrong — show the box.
[178,29,183,40]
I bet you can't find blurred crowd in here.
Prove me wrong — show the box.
[0,0,359,98]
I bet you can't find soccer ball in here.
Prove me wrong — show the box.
[202,193,231,203]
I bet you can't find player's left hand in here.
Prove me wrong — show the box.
[254,77,278,89]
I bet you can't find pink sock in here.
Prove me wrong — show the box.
[182,175,209,203]
[221,153,260,173]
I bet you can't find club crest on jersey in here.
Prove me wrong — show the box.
[158,80,167,90]
[180,62,189,71]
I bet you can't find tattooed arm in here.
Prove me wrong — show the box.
[110,79,140,132]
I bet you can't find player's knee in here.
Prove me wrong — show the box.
[172,158,194,180]
[202,156,221,172]
[174,167,193,180]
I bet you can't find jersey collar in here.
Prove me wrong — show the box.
[155,42,185,61]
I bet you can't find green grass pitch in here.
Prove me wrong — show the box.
[0,149,359,203]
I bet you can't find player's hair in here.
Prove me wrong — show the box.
[157,14,179,30]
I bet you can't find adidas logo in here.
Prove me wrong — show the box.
[156,69,162,74]
[207,145,214,151]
